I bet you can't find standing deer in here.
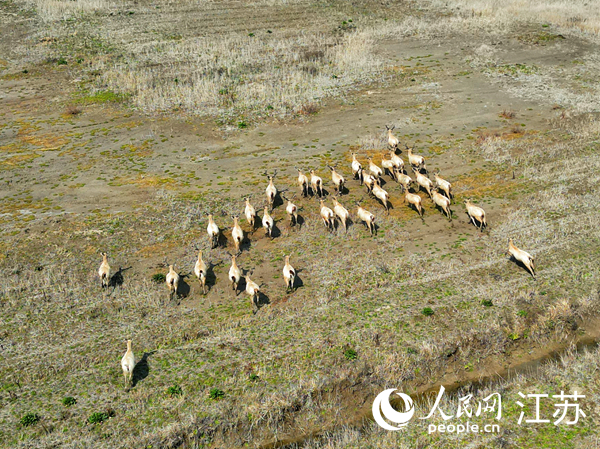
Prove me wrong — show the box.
[296,167,309,197]
[386,124,399,151]
[328,165,345,195]
[310,169,324,198]
[264,170,278,210]
[351,153,363,184]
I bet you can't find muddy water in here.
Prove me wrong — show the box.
[262,333,600,449]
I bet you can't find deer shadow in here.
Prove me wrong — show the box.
[131,351,155,388]
[217,232,229,248]
[333,185,349,196]
[291,268,305,290]
[172,274,191,303]
[509,256,536,279]
[334,217,353,234]
[204,261,222,292]
[253,291,271,314]
[235,276,247,297]
[109,266,132,290]
[465,213,487,232]
[308,186,329,198]
[239,235,253,252]
[262,222,281,239]
[272,193,284,209]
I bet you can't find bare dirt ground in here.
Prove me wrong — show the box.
[1,0,600,448]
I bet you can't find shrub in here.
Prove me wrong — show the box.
[20,413,40,427]
[299,103,319,115]
[167,385,183,397]
[209,388,225,400]
[62,396,77,407]
[499,110,516,119]
[249,373,260,382]
[65,105,82,116]
[422,307,434,316]
[152,273,166,283]
[87,409,116,424]
[88,412,108,424]
[344,349,358,361]
[481,299,493,307]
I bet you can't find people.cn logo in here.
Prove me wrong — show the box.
[372,388,415,430]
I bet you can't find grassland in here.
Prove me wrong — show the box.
[1,0,600,448]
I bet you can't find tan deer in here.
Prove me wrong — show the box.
[356,203,376,235]
[282,255,296,292]
[508,238,536,278]
[194,249,208,294]
[464,199,487,231]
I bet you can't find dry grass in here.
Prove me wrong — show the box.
[98,28,385,123]
[499,109,516,119]
[291,344,600,449]
[428,0,600,38]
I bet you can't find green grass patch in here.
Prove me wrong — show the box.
[75,90,128,105]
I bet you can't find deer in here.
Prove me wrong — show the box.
[283,194,299,227]
[282,255,296,292]
[244,198,257,230]
[166,264,180,300]
[367,156,383,181]
[206,214,220,249]
[464,199,487,231]
[381,153,396,179]
[245,271,261,313]
[406,145,426,172]
[351,152,363,184]
[414,170,434,198]
[194,249,208,294]
[295,167,309,197]
[431,188,452,221]
[228,253,243,295]
[386,124,399,151]
[389,150,404,173]
[356,202,376,235]
[262,206,274,238]
[332,197,350,233]
[508,238,536,279]
[404,190,424,219]
[98,252,110,289]
[361,169,377,195]
[433,171,452,200]
[264,170,278,210]
[310,169,324,198]
[328,165,345,195]
[372,183,391,213]
[121,340,136,390]
[394,170,413,192]
[319,199,335,232]
[231,215,244,252]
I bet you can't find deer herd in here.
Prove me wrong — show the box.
[102,125,537,319]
